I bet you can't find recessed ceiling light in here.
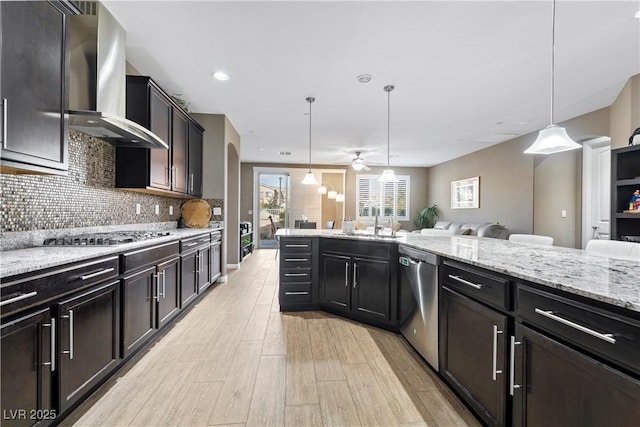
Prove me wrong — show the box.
[279,151,291,156]
[356,74,373,84]
[496,121,504,125]
[212,71,230,81]
[258,148,264,151]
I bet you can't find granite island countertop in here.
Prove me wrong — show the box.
[276,229,640,313]
[1,226,222,278]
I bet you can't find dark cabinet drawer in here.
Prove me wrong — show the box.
[517,284,640,377]
[280,239,313,253]
[280,255,312,268]
[180,234,211,252]
[121,241,180,273]
[280,283,312,303]
[281,268,312,282]
[442,260,510,311]
[1,256,119,318]
[321,239,391,259]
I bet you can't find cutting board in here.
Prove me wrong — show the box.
[181,199,212,228]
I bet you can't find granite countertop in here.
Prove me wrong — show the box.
[1,226,223,278]
[276,229,640,313]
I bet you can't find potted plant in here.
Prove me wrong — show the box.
[414,204,439,229]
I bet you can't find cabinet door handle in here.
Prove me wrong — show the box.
[1,98,7,149]
[285,258,308,262]
[190,173,194,193]
[171,166,176,188]
[62,310,74,360]
[448,274,482,290]
[165,166,170,186]
[42,318,56,372]
[80,267,115,281]
[154,273,161,301]
[284,273,308,277]
[162,270,166,298]
[345,262,349,287]
[492,325,503,381]
[0,291,38,307]
[510,335,521,396]
[285,291,309,296]
[353,262,358,289]
[534,308,616,344]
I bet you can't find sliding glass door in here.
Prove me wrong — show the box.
[257,173,289,249]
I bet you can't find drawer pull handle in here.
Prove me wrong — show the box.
[285,258,308,262]
[80,267,115,281]
[285,291,309,295]
[285,273,308,277]
[510,336,522,396]
[534,308,616,344]
[0,291,38,307]
[492,325,503,381]
[2,98,7,149]
[448,274,482,290]
[285,244,309,248]
[185,242,199,247]
[345,262,349,287]
[353,262,358,289]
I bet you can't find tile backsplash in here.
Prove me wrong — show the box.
[0,131,223,233]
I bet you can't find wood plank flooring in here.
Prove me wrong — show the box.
[66,249,481,427]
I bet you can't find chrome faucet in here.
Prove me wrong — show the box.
[389,218,396,237]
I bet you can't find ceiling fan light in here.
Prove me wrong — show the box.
[317,185,327,194]
[352,162,365,171]
[335,193,345,202]
[327,190,337,199]
[379,169,399,182]
[301,171,319,185]
[524,124,581,155]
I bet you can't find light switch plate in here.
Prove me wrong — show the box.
[155,205,160,215]
[561,209,567,218]
[169,206,174,215]
[136,204,141,215]
[213,207,222,215]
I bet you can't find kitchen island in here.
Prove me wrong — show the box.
[276,228,640,427]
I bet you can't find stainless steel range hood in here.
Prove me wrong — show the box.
[68,2,168,149]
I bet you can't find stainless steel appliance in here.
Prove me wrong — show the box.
[43,230,171,246]
[398,244,439,370]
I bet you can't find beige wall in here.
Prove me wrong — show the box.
[427,136,534,234]
[610,74,640,149]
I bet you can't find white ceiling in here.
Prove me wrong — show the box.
[102,0,640,168]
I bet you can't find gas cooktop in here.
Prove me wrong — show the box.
[43,231,172,246]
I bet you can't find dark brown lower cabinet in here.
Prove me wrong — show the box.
[156,257,180,328]
[351,256,390,320]
[321,253,351,310]
[57,281,120,413]
[210,239,222,282]
[440,287,508,427]
[512,323,640,427]
[122,266,156,357]
[180,250,198,308]
[1,308,54,427]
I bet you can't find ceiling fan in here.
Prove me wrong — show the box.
[351,151,371,171]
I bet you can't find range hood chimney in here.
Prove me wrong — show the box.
[68,1,168,149]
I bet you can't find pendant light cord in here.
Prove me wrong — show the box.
[384,85,394,168]
[550,0,556,125]
[306,97,315,171]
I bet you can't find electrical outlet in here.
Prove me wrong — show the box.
[136,204,141,215]
[561,209,567,218]
[169,206,174,215]
[155,205,160,215]
[248,210,253,215]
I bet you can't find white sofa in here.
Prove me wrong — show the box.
[420,220,509,239]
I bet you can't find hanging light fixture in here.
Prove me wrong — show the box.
[335,193,345,203]
[327,189,337,199]
[379,85,399,182]
[301,96,319,185]
[317,184,327,194]
[524,0,581,155]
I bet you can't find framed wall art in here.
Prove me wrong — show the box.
[451,176,480,209]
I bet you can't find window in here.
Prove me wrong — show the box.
[356,175,410,221]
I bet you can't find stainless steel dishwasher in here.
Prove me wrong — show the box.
[398,244,439,370]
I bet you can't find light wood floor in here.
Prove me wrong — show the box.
[66,249,481,427]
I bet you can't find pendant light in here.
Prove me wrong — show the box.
[317,184,327,194]
[301,96,319,185]
[524,0,581,155]
[379,85,399,182]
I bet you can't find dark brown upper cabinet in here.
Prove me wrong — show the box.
[116,76,204,198]
[0,1,78,175]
